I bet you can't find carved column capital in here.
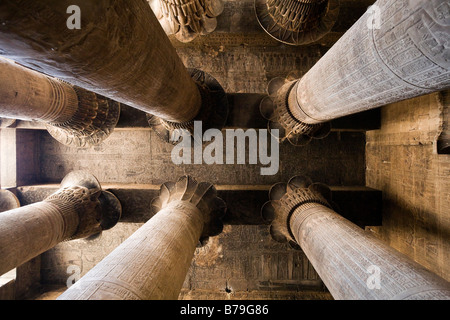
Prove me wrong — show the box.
[261,175,334,248]
[150,0,224,42]
[147,68,228,144]
[44,171,122,240]
[46,86,120,148]
[151,175,226,243]
[255,0,340,45]
[260,77,331,146]
[0,58,120,148]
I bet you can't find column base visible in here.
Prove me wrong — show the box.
[147,68,228,144]
[260,77,331,146]
[254,0,340,46]
[45,88,120,148]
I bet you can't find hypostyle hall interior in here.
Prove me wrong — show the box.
[0,0,449,301]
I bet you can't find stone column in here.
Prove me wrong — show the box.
[262,0,450,144]
[0,190,19,213]
[0,0,228,143]
[255,0,340,45]
[57,176,226,300]
[149,0,224,42]
[0,171,121,276]
[0,58,120,147]
[262,176,450,299]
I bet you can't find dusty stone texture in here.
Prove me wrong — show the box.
[38,224,329,299]
[366,91,450,282]
[0,58,78,123]
[0,0,380,301]
[0,257,41,300]
[286,0,450,125]
[0,58,120,148]
[57,201,208,299]
[0,171,121,277]
[183,225,327,294]
[0,0,202,123]
[150,0,224,42]
[175,45,326,94]
[14,257,41,299]
[16,184,382,227]
[437,91,449,153]
[255,0,339,46]
[290,204,450,299]
[168,0,376,48]
[40,223,143,285]
[37,130,365,187]
[178,288,332,300]
[16,130,41,186]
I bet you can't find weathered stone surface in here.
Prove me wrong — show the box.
[34,129,365,186]
[0,58,120,147]
[255,0,340,46]
[0,190,19,212]
[269,0,450,137]
[290,204,450,299]
[4,0,435,302]
[0,0,202,123]
[366,91,450,282]
[169,0,376,48]
[16,185,382,226]
[57,177,225,300]
[39,224,329,297]
[150,0,224,42]
[294,0,450,121]
[262,175,450,299]
[0,171,121,276]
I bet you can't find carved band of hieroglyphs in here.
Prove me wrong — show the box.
[39,77,79,123]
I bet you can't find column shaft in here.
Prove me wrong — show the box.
[290,203,450,299]
[286,0,450,124]
[0,58,78,123]
[0,58,121,148]
[0,201,79,276]
[57,201,204,300]
[0,0,201,123]
[0,171,121,277]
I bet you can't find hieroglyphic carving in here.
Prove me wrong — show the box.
[0,171,121,276]
[291,205,450,299]
[0,0,204,125]
[288,0,450,124]
[261,174,450,299]
[57,176,226,300]
[149,0,224,42]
